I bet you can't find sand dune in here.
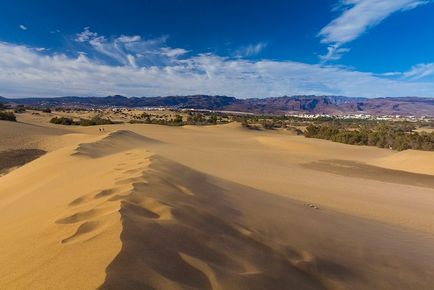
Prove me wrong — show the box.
[101,155,434,290]
[0,149,46,176]
[101,156,326,290]
[74,130,161,158]
[0,119,71,151]
[372,149,434,175]
[1,119,434,289]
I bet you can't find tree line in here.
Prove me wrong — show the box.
[50,116,114,126]
[304,124,434,151]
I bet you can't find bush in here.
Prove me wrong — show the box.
[173,115,183,124]
[50,117,75,125]
[14,106,26,113]
[50,116,114,126]
[0,111,17,122]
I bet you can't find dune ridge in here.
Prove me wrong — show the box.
[100,155,327,290]
[73,130,161,158]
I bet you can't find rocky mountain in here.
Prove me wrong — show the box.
[1,95,433,116]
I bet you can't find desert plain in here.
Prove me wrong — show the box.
[0,111,434,290]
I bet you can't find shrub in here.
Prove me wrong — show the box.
[50,117,75,125]
[14,106,26,113]
[50,116,114,126]
[0,111,17,122]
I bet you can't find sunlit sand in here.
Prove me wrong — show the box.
[1,113,434,289]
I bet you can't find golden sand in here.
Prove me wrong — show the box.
[0,114,434,289]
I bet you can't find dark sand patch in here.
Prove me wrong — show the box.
[302,159,434,188]
[95,189,115,199]
[61,221,100,244]
[0,149,46,175]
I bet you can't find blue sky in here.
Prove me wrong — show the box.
[1,0,434,98]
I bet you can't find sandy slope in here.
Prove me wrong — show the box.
[372,149,434,175]
[0,132,148,289]
[1,119,434,289]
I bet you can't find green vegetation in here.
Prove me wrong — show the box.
[305,124,434,151]
[14,105,26,113]
[186,112,222,125]
[238,115,303,133]
[130,111,229,126]
[50,117,75,125]
[50,116,114,126]
[0,111,16,122]
[129,116,184,126]
[234,114,433,151]
[0,101,16,121]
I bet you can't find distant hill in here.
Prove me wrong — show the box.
[1,95,434,116]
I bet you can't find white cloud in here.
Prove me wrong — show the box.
[75,28,186,67]
[320,0,430,45]
[318,0,432,61]
[402,63,434,79]
[75,27,98,42]
[161,47,189,58]
[319,45,351,62]
[379,71,402,77]
[235,42,267,57]
[1,39,434,98]
[116,35,142,43]
[19,24,27,31]
[380,62,434,80]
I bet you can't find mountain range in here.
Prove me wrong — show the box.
[1,95,433,116]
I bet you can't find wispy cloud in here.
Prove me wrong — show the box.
[379,62,434,80]
[235,42,267,57]
[19,24,27,31]
[1,32,434,98]
[318,0,432,61]
[402,63,434,80]
[319,45,350,62]
[75,27,98,42]
[75,28,188,67]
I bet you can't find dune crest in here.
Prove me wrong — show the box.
[74,130,161,158]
